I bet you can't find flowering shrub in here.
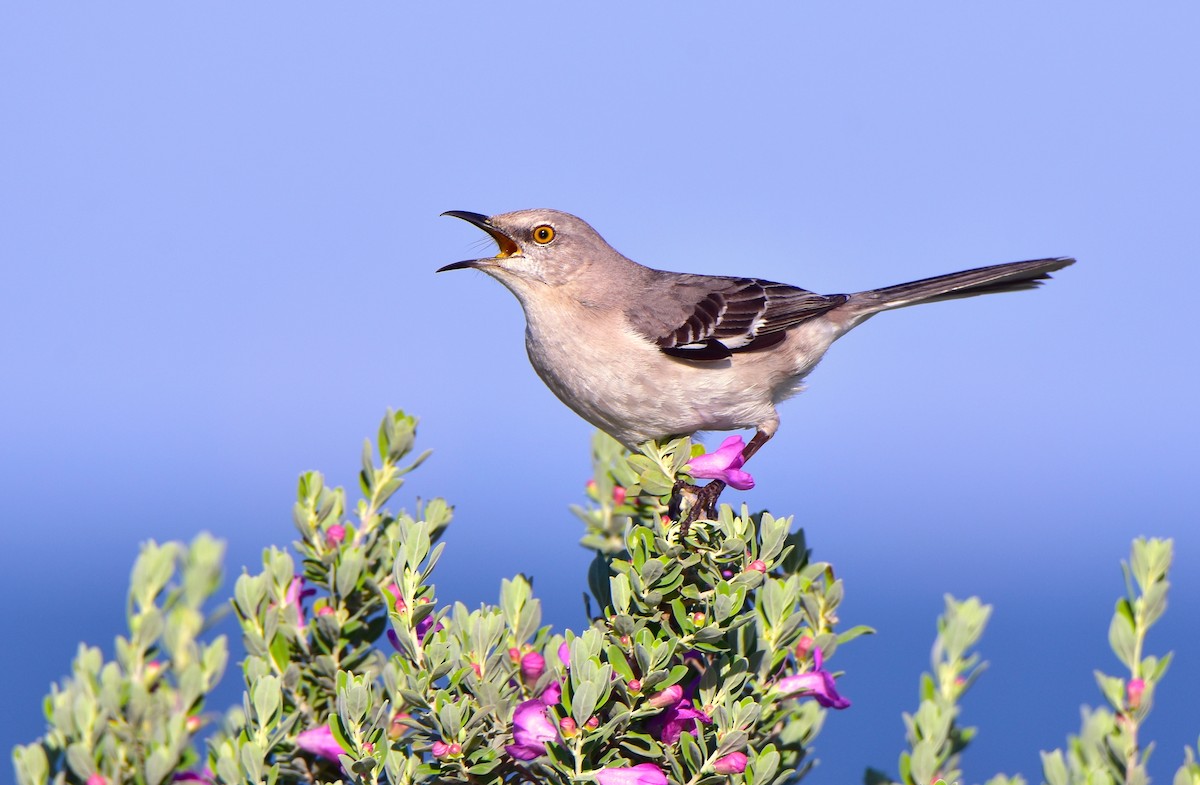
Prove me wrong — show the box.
[11,410,1197,785]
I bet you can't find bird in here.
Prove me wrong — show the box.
[438,208,1073,521]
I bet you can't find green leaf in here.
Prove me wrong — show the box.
[252,675,281,727]
[1040,750,1068,785]
[1108,608,1137,670]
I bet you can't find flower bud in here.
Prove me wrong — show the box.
[1127,678,1146,710]
[559,716,578,737]
[521,651,546,683]
[648,684,683,708]
[585,716,600,730]
[627,679,642,693]
[431,741,451,759]
[747,559,767,573]
[324,524,346,547]
[713,752,748,774]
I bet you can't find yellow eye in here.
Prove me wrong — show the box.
[532,225,555,245]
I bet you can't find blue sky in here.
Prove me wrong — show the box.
[2,3,1197,783]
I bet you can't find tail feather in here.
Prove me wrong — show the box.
[844,256,1075,316]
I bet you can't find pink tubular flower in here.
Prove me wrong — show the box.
[686,436,755,490]
[540,680,562,704]
[284,575,316,628]
[713,752,748,774]
[505,697,559,761]
[645,690,712,744]
[775,647,850,709]
[647,684,683,709]
[595,762,668,785]
[295,725,347,763]
[172,772,213,784]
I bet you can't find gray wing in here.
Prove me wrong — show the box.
[627,273,848,361]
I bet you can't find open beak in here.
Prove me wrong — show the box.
[438,210,521,272]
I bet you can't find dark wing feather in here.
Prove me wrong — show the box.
[628,274,847,362]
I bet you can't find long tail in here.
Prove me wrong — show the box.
[839,256,1075,323]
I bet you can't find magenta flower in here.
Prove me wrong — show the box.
[713,752,748,774]
[386,611,442,653]
[295,725,347,763]
[283,575,317,628]
[172,771,214,784]
[539,680,562,705]
[595,763,668,785]
[775,647,850,709]
[647,684,683,709]
[86,776,108,785]
[686,436,755,490]
[505,697,559,760]
[645,691,712,744]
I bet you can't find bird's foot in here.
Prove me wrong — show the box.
[676,479,728,537]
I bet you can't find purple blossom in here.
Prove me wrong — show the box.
[686,436,755,490]
[283,575,317,628]
[295,725,347,763]
[645,691,712,744]
[386,613,442,653]
[594,763,668,785]
[775,647,850,709]
[504,697,559,761]
[540,680,562,705]
[713,752,748,774]
[558,641,570,666]
[647,684,682,709]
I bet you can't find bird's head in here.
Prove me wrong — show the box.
[438,209,629,298]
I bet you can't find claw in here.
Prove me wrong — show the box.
[677,480,728,536]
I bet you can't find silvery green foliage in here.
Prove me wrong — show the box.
[865,596,1008,785]
[12,536,228,785]
[219,413,864,785]
[13,412,1197,785]
[1041,538,1178,785]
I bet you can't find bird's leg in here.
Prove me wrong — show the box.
[740,429,771,463]
[678,480,727,536]
[677,430,773,537]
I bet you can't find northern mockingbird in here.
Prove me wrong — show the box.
[439,208,1073,521]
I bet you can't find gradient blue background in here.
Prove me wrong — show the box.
[3,3,1197,783]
